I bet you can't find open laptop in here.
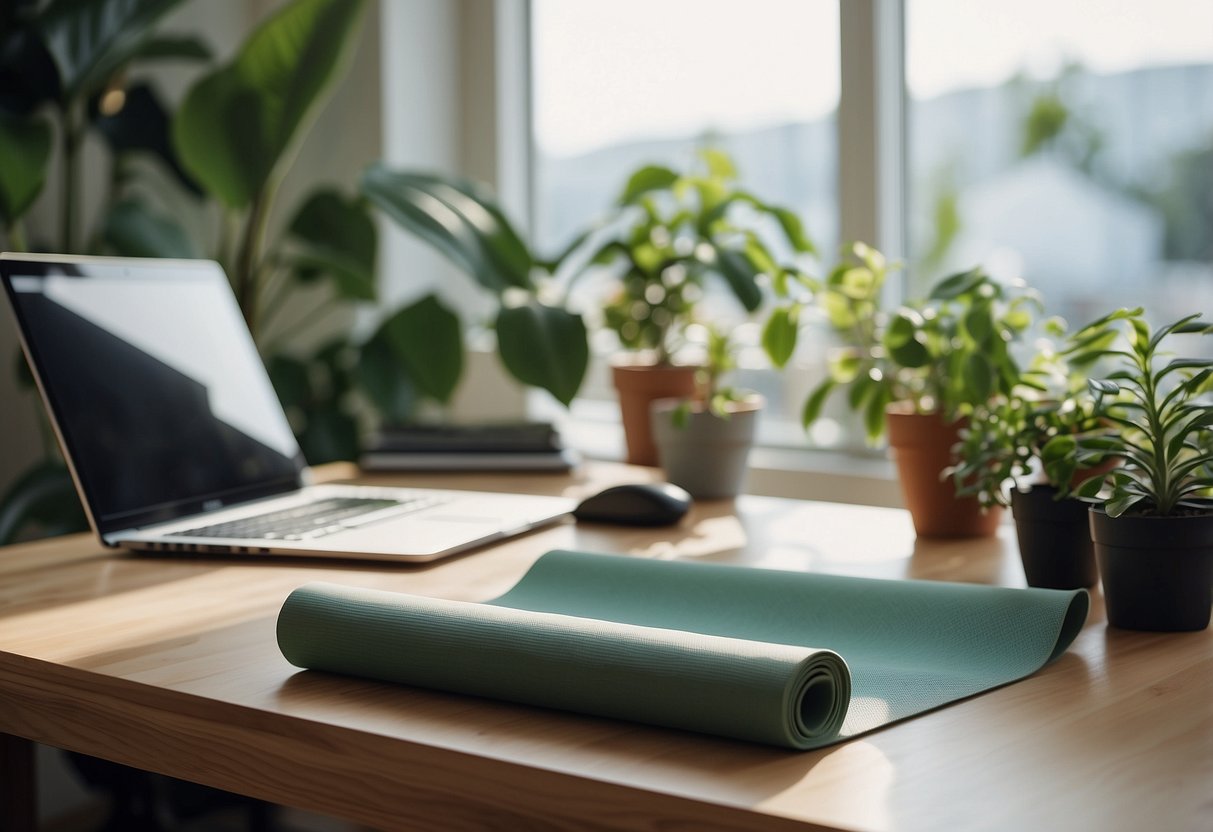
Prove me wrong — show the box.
[1,253,575,562]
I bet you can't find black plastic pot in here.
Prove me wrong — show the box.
[1089,506,1213,631]
[1010,486,1097,589]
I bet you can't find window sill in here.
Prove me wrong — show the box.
[558,406,902,509]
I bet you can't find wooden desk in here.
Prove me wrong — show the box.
[0,462,1209,831]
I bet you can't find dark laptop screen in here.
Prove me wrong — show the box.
[2,257,305,536]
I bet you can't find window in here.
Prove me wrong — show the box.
[522,0,1213,454]
[906,0,1213,330]
[529,0,841,447]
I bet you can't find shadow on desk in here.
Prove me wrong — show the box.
[274,668,827,798]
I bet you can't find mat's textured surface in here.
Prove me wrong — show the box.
[278,550,1087,749]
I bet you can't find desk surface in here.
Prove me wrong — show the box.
[0,462,1209,832]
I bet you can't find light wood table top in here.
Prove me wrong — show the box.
[1,461,1210,832]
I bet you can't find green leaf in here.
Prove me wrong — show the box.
[801,379,836,429]
[0,461,88,545]
[0,113,52,223]
[838,267,876,300]
[761,305,799,368]
[101,198,196,257]
[619,165,678,205]
[670,401,691,429]
[266,354,312,410]
[964,303,994,345]
[828,350,863,383]
[928,267,984,300]
[768,206,815,254]
[1089,378,1120,396]
[298,405,359,465]
[1106,492,1145,518]
[1074,474,1105,500]
[366,295,464,404]
[355,332,417,425]
[713,248,764,312]
[700,148,737,180]
[822,290,856,330]
[962,353,995,402]
[287,189,377,300]
[39,0,189,101]
[361,164,533,294]
[134,34,213,62]
[864,385,892,442]
[496,302,588,406]
[743,236,779,278]
[885,312,929,368]
[173,0,367,208]
[103,197,196,257]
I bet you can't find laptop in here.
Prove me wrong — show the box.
[0,253,575,562]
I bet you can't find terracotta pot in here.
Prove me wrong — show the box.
[612,363,698,466]
[651,396,762,498]
[885,404,1002,538]
[1011,485,1097,589]
[1089,506,1213,632]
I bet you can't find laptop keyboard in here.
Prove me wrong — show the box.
[167,495,446,542]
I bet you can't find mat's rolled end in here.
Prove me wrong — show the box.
[788,651,850,749]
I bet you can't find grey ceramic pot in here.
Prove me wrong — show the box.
[650,397,762,499]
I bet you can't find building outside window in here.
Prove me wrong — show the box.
[527,0,1213,451]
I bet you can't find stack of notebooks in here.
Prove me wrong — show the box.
[359,422,580,472]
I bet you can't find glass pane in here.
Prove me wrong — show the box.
[530,0,841,438]
[907,0,1213,333]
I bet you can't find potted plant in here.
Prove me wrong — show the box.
[1069,309,1213,631]
[650,324,763,498]
[766,244,1042,537]
[577,149,815,465]
[948,328,1117,587]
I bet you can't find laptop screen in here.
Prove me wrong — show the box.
[2,257,306,536]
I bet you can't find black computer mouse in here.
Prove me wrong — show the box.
[572,482,692,526]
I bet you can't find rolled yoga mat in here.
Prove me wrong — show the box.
[277,550,1088,750]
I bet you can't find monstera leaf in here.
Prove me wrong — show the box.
[173,0,367,209]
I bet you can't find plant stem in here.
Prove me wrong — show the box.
[233,186,275,341]
[60,103,81,253]
[8,221,28,253]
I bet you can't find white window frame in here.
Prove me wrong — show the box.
[382,0,909,503]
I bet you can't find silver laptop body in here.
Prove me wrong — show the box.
[1,253,573,562]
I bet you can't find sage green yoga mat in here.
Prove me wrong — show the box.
[277,550,1088,750]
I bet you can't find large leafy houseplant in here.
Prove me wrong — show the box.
[1065,308,1213,630]
[363,149,813,466]
[578,150,815,464]
[779,245,1042,537]
[0,0,218,543]
[0,0,585,544]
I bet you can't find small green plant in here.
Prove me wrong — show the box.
[949,325,1113,507]
[581,149,815,366]
[1069,309,1213,517]
[782,245,1041,443]
[669,324,751,428]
